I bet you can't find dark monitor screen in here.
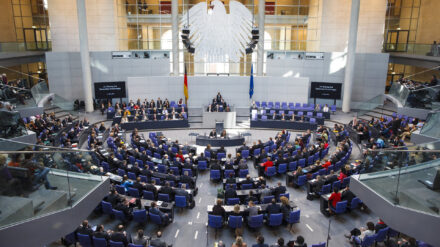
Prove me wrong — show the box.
[94,81,126,99]
[310,82,342,100]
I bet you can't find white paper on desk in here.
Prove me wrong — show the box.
[157,201,163,206]
[251,110,258,119]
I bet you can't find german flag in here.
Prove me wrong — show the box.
[184,65,189,105]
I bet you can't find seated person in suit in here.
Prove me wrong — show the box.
[106,188,124,207]
[273,181,286,198]
[265,198,281,217]
[220,130,227,138]
[174,183,191,205]
[145,179,158,199]
[259,184,272,202]
[149,201,171,225]
[209,129,217,138]
[132,229,149,247]
[341,186,356,208]
[288,235,307,247]
[241,174,254,187]
[309,175,325,197]
[150,231,170,247]
[132,176,146,193]
[252,235,269,247]
[75,220,93,238]
[93,224,110,241]
[210,161,221,171]
[115,198,133,219]
[158,182,174,200]
[245,200,259,222]
[226,172,236,184]
[180,170,194,188]
[224,183,237,200]
[110,224,131,247]
[211,199,226,221]
[247,190,259,204]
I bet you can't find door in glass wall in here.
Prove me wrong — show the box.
[385,30,409,52]
[23,28,49,51]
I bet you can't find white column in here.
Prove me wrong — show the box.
[76,0,94,112]
[257,0,265,76]
[172,0,180,76]
[342,0,360,113]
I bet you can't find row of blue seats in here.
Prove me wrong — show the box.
[258,115,319,124]
[101,200,180,224]
[75,232,151,247]
[260,110,326,118]
[224,193,290,206]
[254,101,336,111]
[330,197,363,215]
[293,145,352,188]
[208,210,300,230]
[114,184,188,204]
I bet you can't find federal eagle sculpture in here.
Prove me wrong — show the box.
[181,0,253,63]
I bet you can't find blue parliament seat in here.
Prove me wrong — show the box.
[93,237,108,247]
[248,214,264,229]
[101,201,113,215]
[210,170,221,181]
[175,195,187,208]
[227,198,240,205]
[77,233,92,247]
[294,175,307,187]
[208,214,223,229]
[109,240,125,247]
[142,190,155,200]
[158,193,170,202]
[268,213,283,226]
[228,215,243,229]
[265,166,276,177]
[133,209,148,224]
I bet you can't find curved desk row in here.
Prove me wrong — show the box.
[196,136,245,147]
[116,119,189,131]
[250,120,317,131]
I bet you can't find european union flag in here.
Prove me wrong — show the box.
[249,64,254,99]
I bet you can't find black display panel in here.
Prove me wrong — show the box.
[310,82,342,100]
[94,81,126,99]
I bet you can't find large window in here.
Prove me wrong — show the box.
[116,0,320,75]
[11,0,51,51]
[384,0,420,52]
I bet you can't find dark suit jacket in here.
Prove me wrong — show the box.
[76,225,93,236]
[211,205,226,218]
[93,231,110,240]
[224,188,237,199]
[174,188,190,202]
[110,232,129,246]
[252,244,269,247]
[150,238,167,247]
[266,203,281,215]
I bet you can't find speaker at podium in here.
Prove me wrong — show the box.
[216,121,224,136]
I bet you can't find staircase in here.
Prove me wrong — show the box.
[357,101,397,121]
[44,105,79,121]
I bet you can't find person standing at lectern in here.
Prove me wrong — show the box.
[216,92,222,103]
[220,130,227,138]
[209,129,217,138]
